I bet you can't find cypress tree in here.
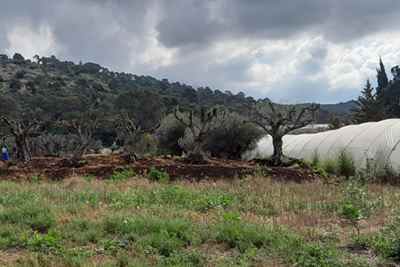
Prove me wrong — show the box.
[376,58,389,97]
[352,79,382,123]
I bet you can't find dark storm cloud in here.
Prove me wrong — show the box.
[0,0,399,103]
[156,0,400,48]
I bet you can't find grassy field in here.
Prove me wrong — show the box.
[0,169,399,266]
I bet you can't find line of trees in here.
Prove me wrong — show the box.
[0,91,319,166]
[0,54,324,166]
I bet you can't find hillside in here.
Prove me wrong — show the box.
[0,54,254,115]
[0,53,352,123]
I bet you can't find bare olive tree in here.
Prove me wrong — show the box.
[249,99,319,166]
[0,95,50,162]
[0,116,44,162]
[61,111,100,167]
[114,90,164,162]
[174,106,220,164]
[115,113,160,162]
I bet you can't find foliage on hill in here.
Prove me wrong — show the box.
[0,53,255,118]
[0,53,348,124]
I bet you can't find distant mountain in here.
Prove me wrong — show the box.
[0,53,353,123]
[318,101,357,123]
[321,101,357,115]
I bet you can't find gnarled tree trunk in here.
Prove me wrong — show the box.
[174,106,220,165]
[248,100,319,167]
[272,135,283,166]
[15,134,31,162]
[186,138,208,164]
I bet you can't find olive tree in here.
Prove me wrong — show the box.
[0,116,44,162]
[42,91,104,165]
[60,110,100,166]
[248,99,319,166]
[114,90,164,161]
[0,96,48,162]
[115,113,159,162]
[174,106,220,164]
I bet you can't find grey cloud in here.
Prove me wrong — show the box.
[156,0,224,48]
[0,0,157,70]
[0,0,399,103]
[156,0,400,48]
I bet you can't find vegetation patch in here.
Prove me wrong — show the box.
[107,168,136,181]
[0,175,396,266]
[148,167,170,182]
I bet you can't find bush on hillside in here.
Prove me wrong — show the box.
[123,133,158,158]
[156,114,186,155]
[205,113,263,159]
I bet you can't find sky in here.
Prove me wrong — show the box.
[1,0,400,104]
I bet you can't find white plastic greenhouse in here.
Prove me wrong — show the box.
[246,119,400,171]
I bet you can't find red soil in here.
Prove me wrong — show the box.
[0,154,322,182]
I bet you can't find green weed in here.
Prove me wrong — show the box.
[0,203,55,233]
[148,168,170,182]
[108,168,136,181]
[102,216,203,257]
[337,151,356,178]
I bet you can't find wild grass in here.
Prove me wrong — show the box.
[310,150,356,178]
[0,174,399,266]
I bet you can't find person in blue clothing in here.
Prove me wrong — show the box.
[2,145,9,161]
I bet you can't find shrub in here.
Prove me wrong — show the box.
[292,243,341,267]
[216,213,273,252]
[102,216,202,257]
[193,192,234,212]
[310,153,328,178]
[106,186,235,212]
[160,251,205,267]
[339,181,381,238]
[26,230,61,253]
[362,150,398,182]
[340,203,363,237]
[337,150,356,177]
[342,181,380,216]
[323,159,337,175]
[108,168,135,181]
[0,204,55,233]
[205,113,263,159]
[156,114,186,155]
[155,186,234,211]
[177,128,196,155]
[120,133,158,160]
[0,224,27,249]
[82,174,96,182]
[132,133,159,158]
[30,134,102,157]
[311,151,321,168]
[30,175,42,183]
[215,213,343,266]
[148,168,170,182]
[61,219,101,245]
[368,213,400,261]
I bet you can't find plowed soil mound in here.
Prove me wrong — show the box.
[0,155,258,181]
[0,155,323,182]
